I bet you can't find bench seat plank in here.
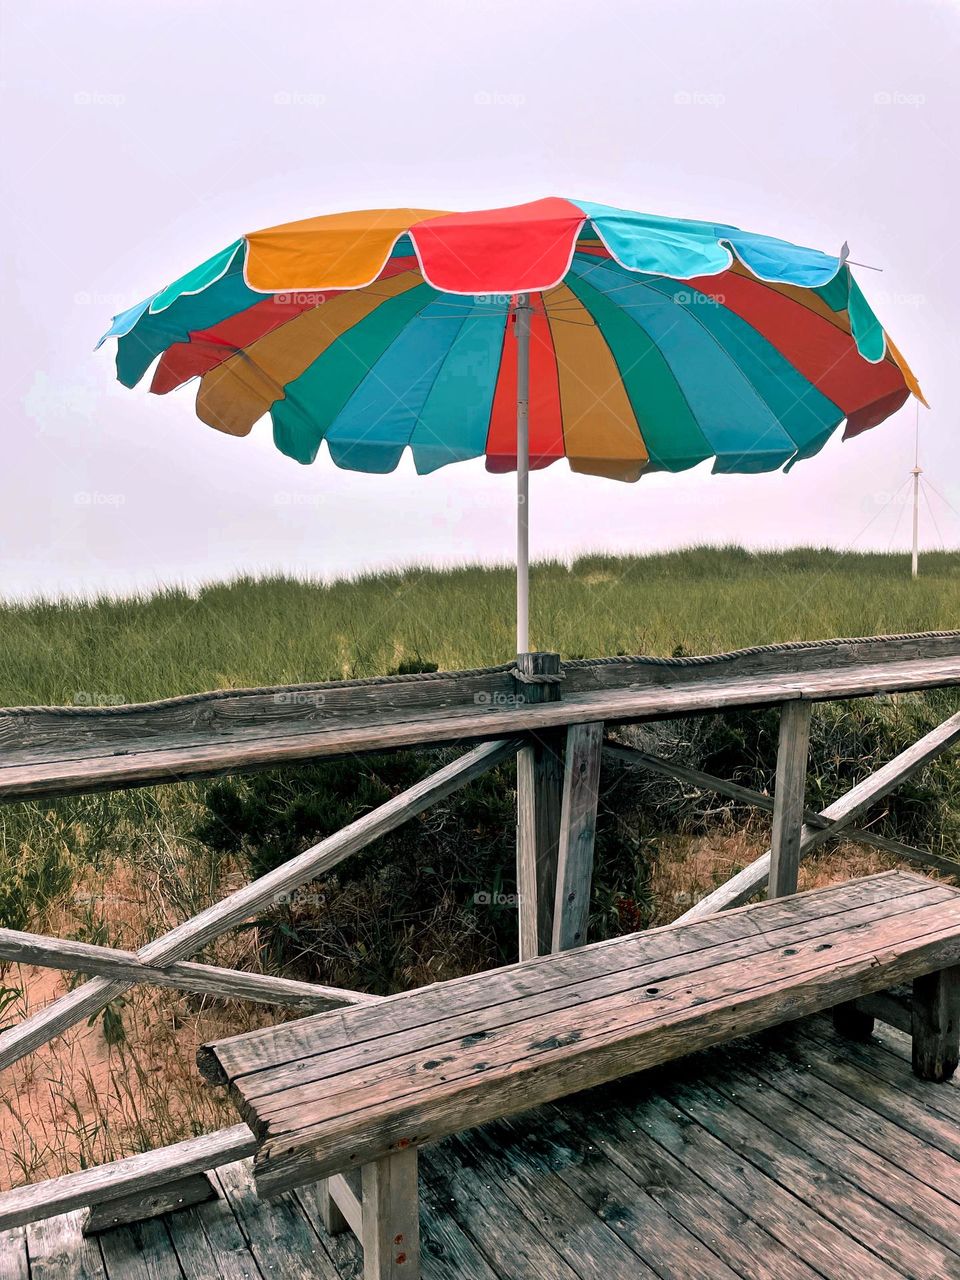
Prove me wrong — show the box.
[200,872,926,1087]
[231,882,957,1126]
[201,872,960,1199]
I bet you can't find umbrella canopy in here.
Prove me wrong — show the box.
[99,197,925,648]
[99,196,923,480]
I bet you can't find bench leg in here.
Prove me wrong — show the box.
[912,966,960,1082]
[361,1149,420,1280]
[832,1000,875,1043]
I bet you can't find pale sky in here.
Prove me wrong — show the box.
[1,0,957,599]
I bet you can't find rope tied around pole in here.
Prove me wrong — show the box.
[509,668,566,686]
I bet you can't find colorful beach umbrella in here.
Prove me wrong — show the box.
[99,197,925,651]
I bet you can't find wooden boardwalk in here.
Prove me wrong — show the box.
[2,1015,957,1280]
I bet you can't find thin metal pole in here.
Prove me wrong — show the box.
[515,295,531,654]
[911,468,922,579]
[912,402,921,581]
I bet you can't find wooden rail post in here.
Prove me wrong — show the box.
[768,700,813,899]
[515,653,563,960]
[552,721,604,952]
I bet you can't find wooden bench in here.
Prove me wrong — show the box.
[200,871,960,1280]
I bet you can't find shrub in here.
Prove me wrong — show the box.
[193,742,644,993]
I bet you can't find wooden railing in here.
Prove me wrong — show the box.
[0,632,959,1233]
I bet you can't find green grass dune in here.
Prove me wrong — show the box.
[1,546,957,707]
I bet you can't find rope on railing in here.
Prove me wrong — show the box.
[509,667,566,685]
[2,630,957,716]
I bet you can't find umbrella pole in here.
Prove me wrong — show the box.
[516,295,531,655]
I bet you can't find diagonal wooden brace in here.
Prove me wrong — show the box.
[673,707,960,922]
[0,738,521,1071]
[603,740,960,879]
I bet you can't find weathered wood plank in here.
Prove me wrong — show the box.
[0,738,518,1071]
[554,1099,820,1280]
[323,1173,361,1239]
[604,740,960,878]
[25,1210,108,1280]
[768,701,813,899]
[200,872,940,1089]
[677,709,960,921]
[420,1142,584,1280]
[163,1179,271,1280]
[773,1020,960,1159]
[670,1071,960,1279]
[706,1056,960,1256]
[229,885,957,1116]
[453,1122,665,1279]
[516,738,563,960]
[251,892,960,1146]
[0,928,374,1012]
[360,1150,419,1280]
[250,896,960,1192]
[214,1160,341,1280]
[722,1037,960,1205]
[622,1087,905,1280]
[97,1219,185,1280]
[515,653,563,961]
[4,633,956,765]
[912,965,960,1081]
[2,650,958,803]
[315,1183,349,1239]
[0,1227,27,1280]
[804,1016,960,1126]
[376,1164,501,1280]
[290,1183,364,1279]
[0,1125,255,1232]
[81,1173,217,1236]
[4,633,954,763]
[204,880,942,1100]
[551,721,603,952]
